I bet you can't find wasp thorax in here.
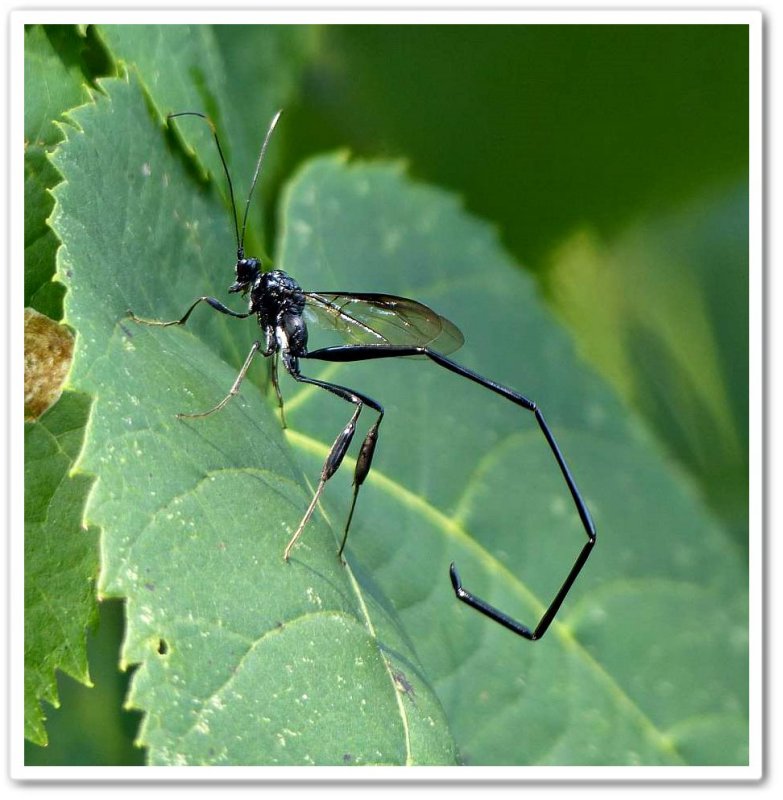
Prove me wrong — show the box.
[254,270,305,314]
[259,269,302,296]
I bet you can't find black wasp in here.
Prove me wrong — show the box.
[128,110,596,641]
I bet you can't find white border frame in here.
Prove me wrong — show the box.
[7,5,764,784]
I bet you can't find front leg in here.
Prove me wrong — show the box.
[127,296,250,327]
[177,340,263,420]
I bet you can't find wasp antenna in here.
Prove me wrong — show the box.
[239,109,283,256]
[167,111,242,258]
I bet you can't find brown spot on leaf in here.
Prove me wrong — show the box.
[24,308,74,419]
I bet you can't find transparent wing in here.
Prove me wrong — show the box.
[303,292,464,354]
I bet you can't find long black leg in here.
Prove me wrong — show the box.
[305,344,596,641]
[284,356,384,561]
[127,296,251,327]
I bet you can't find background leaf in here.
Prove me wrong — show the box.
[24,391,98,745]
[24,24,93,319]
[23,24,108,746]
[23,601,145,764]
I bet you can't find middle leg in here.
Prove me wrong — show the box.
[178,340,263,420]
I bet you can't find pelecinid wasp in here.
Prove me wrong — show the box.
[128,110,596,641]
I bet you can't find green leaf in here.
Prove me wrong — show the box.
[50,67,747,766]
[24,25,91,319]
[24,391,99,745]
[95,23,315,256]
[24,601,145,766]
[276,158,748,765]
[24,25,108,747]
[50,74,455,766]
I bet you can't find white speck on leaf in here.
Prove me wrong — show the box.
[305,586,323,608]
[382,228,402,253]
[292,219,312,240]
[587,402,607,426]
[194,717,210,734]
[549,495,567,517]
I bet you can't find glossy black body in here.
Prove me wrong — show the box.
[232,262,309,358]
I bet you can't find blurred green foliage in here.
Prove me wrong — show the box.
[283,25,748,262]
[279,24,749,547]
[24,22,750,766]
[25,601,144,765]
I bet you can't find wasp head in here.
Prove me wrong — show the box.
[229,257,261,295]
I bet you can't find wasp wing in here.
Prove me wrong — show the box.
[303,292,464,354]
